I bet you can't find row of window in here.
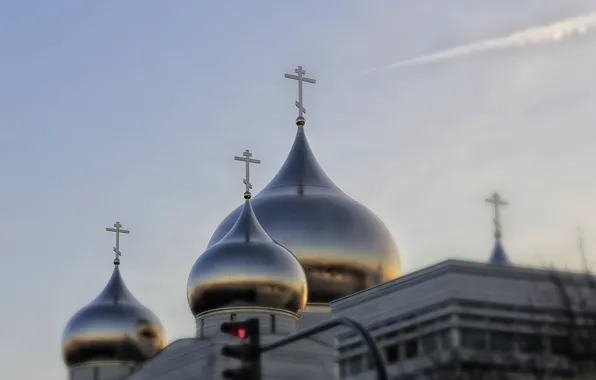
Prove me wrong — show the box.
[338,329,452,377]
[461,327,595,356]
[338,326,594,378]
[338,314,451,356]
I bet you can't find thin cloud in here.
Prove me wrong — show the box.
[368,12,596,72]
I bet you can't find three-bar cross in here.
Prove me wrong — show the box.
[234,149,261,194]
[485,193,508,239]
[106,221,130,265]
[285,65,316,119]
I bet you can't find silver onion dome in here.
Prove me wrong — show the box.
[187,195,308,317]
[208,123,402,304]
[62,265,166,367]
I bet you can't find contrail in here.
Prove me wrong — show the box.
[369,12,596,72]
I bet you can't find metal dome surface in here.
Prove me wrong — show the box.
[62,265,166,367]
[207,124,402,304]
[187,197,308,317]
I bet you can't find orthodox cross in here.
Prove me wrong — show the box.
[106,221,130,265]
[284,65,316,119]
[485,192,508,239]
[234,149,261,195]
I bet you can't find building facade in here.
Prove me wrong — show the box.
[333,260,596,380]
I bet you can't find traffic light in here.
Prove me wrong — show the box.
[221,318,261,380]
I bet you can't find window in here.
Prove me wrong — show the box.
[339,360,347,378]
[492,317,514,325]
[366,353,374,370]
[440,330,453,349]
[385,344,399,363]
[580,338,596,356]
[348,356,362,375]
[405,340,418,359]
[421,334,437,354]
[519,333,544,354]
[551,336,569,355]
[461,328,486,350]
[490,331,514,352]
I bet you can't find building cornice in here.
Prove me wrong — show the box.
[332,259,594,311]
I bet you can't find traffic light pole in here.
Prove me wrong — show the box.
[259,316,388,380]
[221,319,261,380]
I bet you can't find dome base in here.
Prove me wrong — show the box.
[68,361,136,380]
[195,307,300,338]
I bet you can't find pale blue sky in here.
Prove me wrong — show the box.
[1,1,596,378]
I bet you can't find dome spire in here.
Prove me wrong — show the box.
[105,221,130,265]
[234,149,261,200]
[223,149,271,244]
[285,65,316,126]
[259,66,337,192]
[485,192,511,265]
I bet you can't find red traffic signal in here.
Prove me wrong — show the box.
[223,327,247,339]
[221,319,262,380]
[221,320,259,340]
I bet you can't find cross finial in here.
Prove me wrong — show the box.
[234,149,261,199]
[105,221,130,265]
[485,192,508,240]
[285,65,316,126]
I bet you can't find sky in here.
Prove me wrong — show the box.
[1,1,596,378]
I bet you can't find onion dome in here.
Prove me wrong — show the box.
[62,263,166,367]
[207,122,402,304]
[187,191,308,317]
[489,239,511,265]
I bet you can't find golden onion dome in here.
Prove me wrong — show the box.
[62,264,166,367]
[207,123,402,304]
[187,195,308,317]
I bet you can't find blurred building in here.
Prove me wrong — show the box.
[334,260,596,380]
